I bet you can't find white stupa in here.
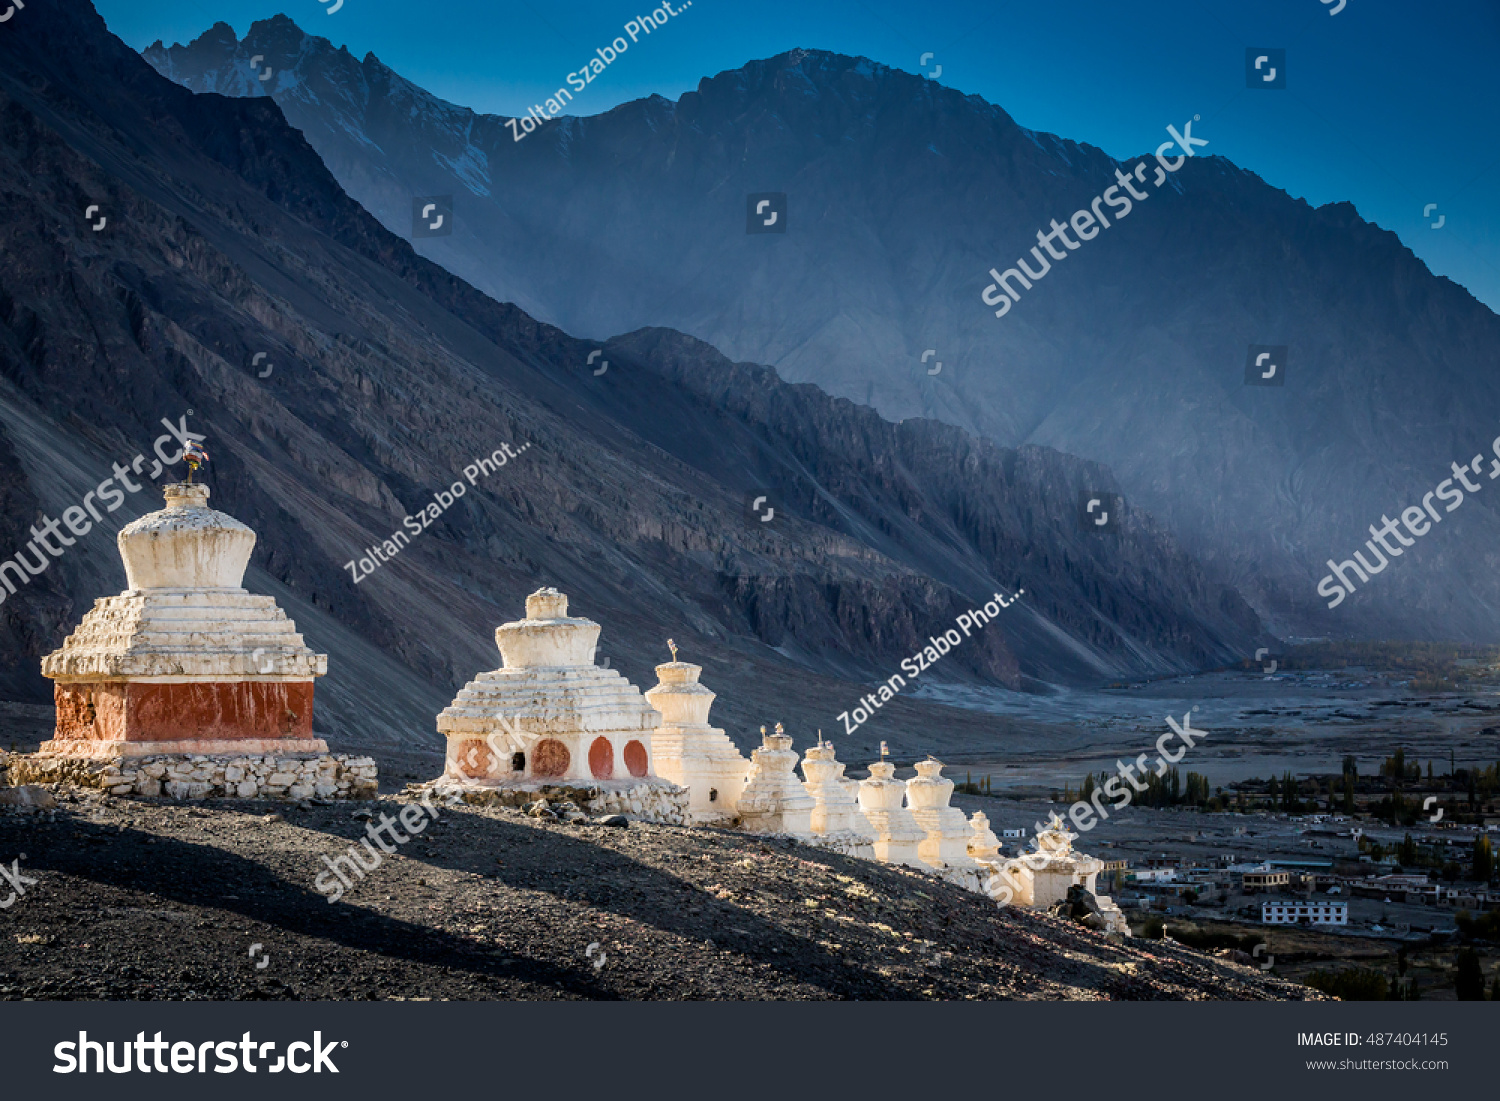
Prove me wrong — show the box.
[993,813,1128,932]
[967,811,1004,867]
[644,648,749,824]
[436,588,665,788]
[16,479,375,802]
[39,482,328,758]
[737,724,814,836]
[857,759,927,868]
[905,758,981,874]
[800,737,874,856]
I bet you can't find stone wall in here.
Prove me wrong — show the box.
[412,777,690,825]
[806,831,876,861]
[7,752,377,801]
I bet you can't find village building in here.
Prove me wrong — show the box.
[1261,899,1348,926]
[1240,866,1293,893]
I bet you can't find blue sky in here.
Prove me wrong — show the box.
[99,0,1500,312]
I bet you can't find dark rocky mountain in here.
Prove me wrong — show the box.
[0,0,1263,766]
[146,19,1500,642]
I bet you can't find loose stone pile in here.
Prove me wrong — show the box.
[414,777,689,824]
[8,752,377,801]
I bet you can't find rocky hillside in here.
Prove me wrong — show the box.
[0,1,1265,762]
[146,22,1500,641]
[0,785,1323,1000]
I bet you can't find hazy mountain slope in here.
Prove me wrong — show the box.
[0,1,1267,762]
[146,22,1500,642]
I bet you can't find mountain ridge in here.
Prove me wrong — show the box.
[144,20,1500,643]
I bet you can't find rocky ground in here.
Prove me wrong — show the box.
[0,785,1322,1001]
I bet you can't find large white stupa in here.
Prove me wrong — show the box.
[427,588,687,822]
[40,482,327,758]
[18,481,375,801]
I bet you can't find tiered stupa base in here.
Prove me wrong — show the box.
[804,831,877,860]
[47,677,322,758]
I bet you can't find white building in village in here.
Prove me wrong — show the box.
[1261,899,1348,926]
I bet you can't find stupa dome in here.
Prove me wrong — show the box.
[118,483,255,590]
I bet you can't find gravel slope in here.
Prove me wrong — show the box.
[0,787,1322,1001]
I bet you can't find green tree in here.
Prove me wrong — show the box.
[1454,948,1485,1000]
[1342,772,1356,815]
[1474,835,1493,883]
[1398,833,1418,867]
[1305,968,1388,1001]
[1387,748,1406,784]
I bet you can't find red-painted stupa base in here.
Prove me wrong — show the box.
[40,680,325,759]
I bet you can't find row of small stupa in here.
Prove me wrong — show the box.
[16,482,1118,919]
[417,586,1021,893]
